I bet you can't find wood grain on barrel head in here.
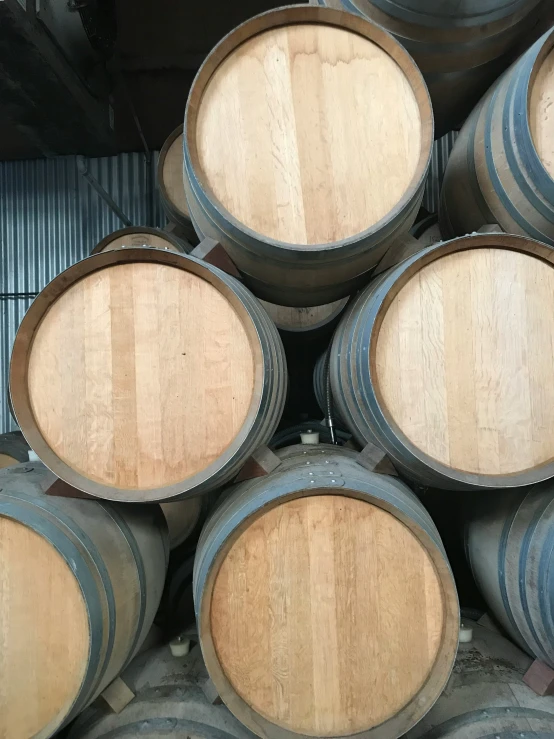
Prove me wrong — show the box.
[99,231,182,253]
[0,516,89,739]
[260,299,347,330]
[530,46,554,179]
[0,453,18,469]
[375,248,554,475]
[27,262,255,490]
[196,23,421,245]
[211,495,444,736]
[162,132,190,218]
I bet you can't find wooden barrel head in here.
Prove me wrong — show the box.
[160,127,190,219]
[0,516,89,738]
[92,228,184,254]
[194,21,422,245]
[25,259,256,493]
[260,298,348,332]
[374,247,554,476]
[530,45,554,179]
[210,494,445,736]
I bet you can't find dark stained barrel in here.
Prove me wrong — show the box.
[440,28,554,243]
[417,708,554,739]
[0,430,30,468]
[0,462,169,739]
[407,619,554,738]
[330,232,554,490]
[313,351,344,427]
[91,226,190,254]
[465,481,554,669]
[10,248,287,502]
[315,0,541,137]
[184,5,433,307]
[194,444,459,739]
[157,125,199,245]
[68,644,255,739]
[160,498,204,549]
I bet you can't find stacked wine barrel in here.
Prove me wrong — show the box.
[315,0,542,137]
[7,2,554,739]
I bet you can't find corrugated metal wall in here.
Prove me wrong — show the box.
[1,152,165,433]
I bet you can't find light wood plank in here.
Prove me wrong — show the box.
[210,495,444,736]
[0,517,89,739]
[27,262,255,490]
[196,23,421,245]
[0,454,18,469]
[375,248,554,475]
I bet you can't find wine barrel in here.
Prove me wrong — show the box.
[0,430,30,468]
[315,0,541,137]
[10,248,287,502]
[417,708,554,739]
[91,226,189,254]
[441,28,554,244]
[157,125,198,245]
[259,298,348,337]
[161,498,203,549]
[406,619,554,738]
[68,644,256,739]
[330,232,554,490]
[184,5,433,307]
[0,461,169,739]
[194,444,459,739]
[465,481,554,668]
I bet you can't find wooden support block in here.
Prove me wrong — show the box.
[100,677,135,713]
[523,659,554,696]
[476,612,501,634]
[191,237,241,278]
[200,676,222,705]
[373,233,423,276]
[45,478,95,500]
[234,445,282,483]
[357,440,398,476]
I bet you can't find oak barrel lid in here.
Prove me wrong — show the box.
[373,235,554,478]
[186,5,432,249]
[158,125,190,220]
[91,227,186,254]
[0,515,89,738]
[10,249,261,500]
[209,493,446,736]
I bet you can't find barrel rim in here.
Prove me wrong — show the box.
[157,123,194,228]
[9,248,266,502]
[90,226,188,255]
[195,448,459,739]
[184,4,434,255]
[367,233,554,488]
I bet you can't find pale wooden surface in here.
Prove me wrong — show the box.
[211,495,444,736]
[260,298,347,330]
[161,497,203,548]
[27,262,255,490]
[162,132,190,218]
[196,23,421,245]
[0,516,89,739]
[375,248,554,475]
[0,453,18,469]
[99,231,182,253]
[530,46,554,179]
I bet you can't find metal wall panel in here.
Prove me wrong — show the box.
[0,151,165,433]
